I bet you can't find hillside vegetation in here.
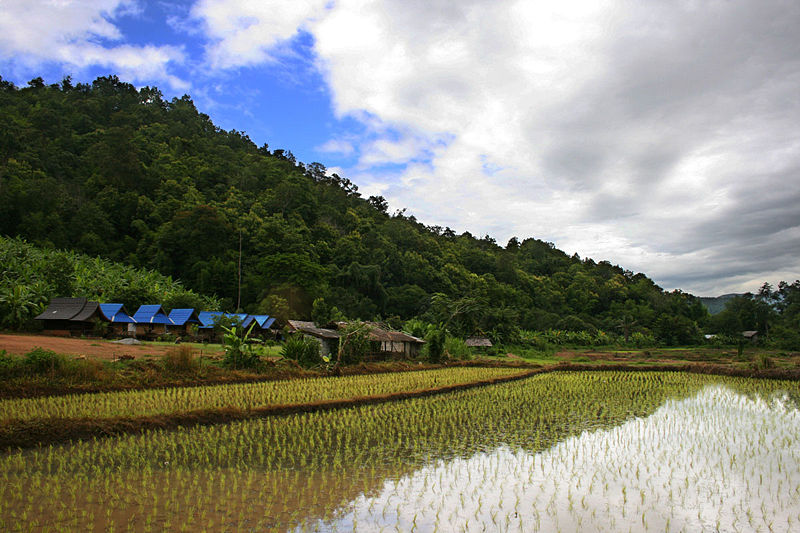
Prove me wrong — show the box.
[0,236,218,330]
[0,75,711,343]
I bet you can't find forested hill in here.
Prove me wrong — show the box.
[0,75,708,341]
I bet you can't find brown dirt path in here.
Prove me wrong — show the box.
[0,333,222,360]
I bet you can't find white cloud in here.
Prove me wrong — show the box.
[316,138,354,157]
[190,0,328,69]
[304,0,800,294]
[0,0,186,89]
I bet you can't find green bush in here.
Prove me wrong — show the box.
[220,323,262,369]
[336,322,371,366]
[425,328,446,363]
[281,335,322,368]
[444,336,471,360]
[0,350,21,377]
[24,347,67,374]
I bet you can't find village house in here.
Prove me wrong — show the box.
[35,297,106,336]
[167,308,202,338]
[132,304,174,339]
[99,303,137,337]
[287,320,340,357]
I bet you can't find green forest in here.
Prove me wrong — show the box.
[0,75,797,347]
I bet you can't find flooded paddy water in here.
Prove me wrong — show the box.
[2,371,799,532]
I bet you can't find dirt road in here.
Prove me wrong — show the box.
[0,333,222,360]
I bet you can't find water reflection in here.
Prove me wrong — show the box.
[313,386,800,532]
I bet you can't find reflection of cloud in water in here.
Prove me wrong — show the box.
[308,386,800,532]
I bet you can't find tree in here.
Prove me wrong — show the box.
[335,321,371,367]
[0,284,47,330]
[367,195,389,214]
[257,294,290,323]
[311,297,343,327]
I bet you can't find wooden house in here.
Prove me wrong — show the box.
[366,325,425,358]
[167,308,202,338]
[99,303,137,337]
[132,305,174,339]
[465,336,493,350]
[742,330,759,343]
[197,311,223,341]
[35,297,107,336]
[287,320,340,357]
[244,314,279,339]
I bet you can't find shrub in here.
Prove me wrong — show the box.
[162,345,199,373]
[0,350,21,377]
[404,318,435,340]
[444,336,471,360]
[24,348,67,374]
[336,322,371,366]
[753,353,775,370]
[220,323,262,369]
[281,335,322,368]
[425,328,446,363]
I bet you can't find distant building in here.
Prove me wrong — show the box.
[99,303,137,337]
[365,324,425,358]
[244,314,279,338]
[35,297,106,336]
[132,305,174,338]
[287,320,340,357]
[742,330,759,343]
[168,308,202,337]
[465,336,493,349]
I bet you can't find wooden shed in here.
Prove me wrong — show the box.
[244,314,279,339]
[35,297,106,336]
[287,320,340,357]
[465,336,493,349]
[366,325,425,358]
[99,303,137,337]
[132,305,174,339]
[167,308,202,338]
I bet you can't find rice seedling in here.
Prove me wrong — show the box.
[0,371,798,531]
[0,366,529,424]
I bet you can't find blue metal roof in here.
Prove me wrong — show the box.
[99,303,136,323]
[133,305,174,325]
[249,315,276,329]
[168,308,201,326]
[197,311,223,329]
[196,312,251,329]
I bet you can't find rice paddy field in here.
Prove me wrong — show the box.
[0,367,530,423]
[2,370,800,532]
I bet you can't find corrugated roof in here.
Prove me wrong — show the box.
[249,315,276,329]
[100,304,137,323]
[365,323,425,344]
[197,311,223,328]
[297,325,340,340]
[72,301,102,322]
[35,297,88,321]
[197,312,250,329]
[133,305,174,325]
[168,308,201,326]
[288,320,316,331]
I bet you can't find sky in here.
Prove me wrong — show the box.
[1,0,798,296]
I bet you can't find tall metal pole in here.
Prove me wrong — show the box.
[237,229,242,311]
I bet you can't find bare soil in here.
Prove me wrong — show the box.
[0,333,223,360]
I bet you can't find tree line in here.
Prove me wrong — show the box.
[1,74,781,347]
